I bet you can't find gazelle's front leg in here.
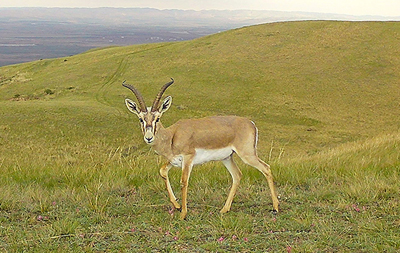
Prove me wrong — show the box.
[159,162,181,209]
[180,155,194,220]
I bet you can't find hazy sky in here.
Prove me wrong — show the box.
[0,0,399,17]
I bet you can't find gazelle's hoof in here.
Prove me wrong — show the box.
[171,199,181,210]
[179,212,187,220]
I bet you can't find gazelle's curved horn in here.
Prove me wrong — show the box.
[122,81,147,112]
[151,78,174,112]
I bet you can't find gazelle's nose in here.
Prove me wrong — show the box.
[144,130,154,144]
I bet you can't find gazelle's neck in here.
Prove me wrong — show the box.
[152,122,173,158]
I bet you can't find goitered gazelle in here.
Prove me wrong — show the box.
[123,78,279,220]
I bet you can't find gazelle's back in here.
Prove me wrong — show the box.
[170,116,257,151]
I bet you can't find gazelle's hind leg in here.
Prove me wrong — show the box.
[220,155,242,213]
[237,153,279,212]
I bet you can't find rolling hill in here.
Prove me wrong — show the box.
[1,21,399,158]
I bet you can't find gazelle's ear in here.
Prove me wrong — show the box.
[125,98,141,116]
[159,96,172,113]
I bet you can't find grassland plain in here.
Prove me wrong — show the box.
[0,21,399,252]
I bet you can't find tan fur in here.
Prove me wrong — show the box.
[124,81,279,220]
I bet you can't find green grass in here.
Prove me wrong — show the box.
[0,21,399,251]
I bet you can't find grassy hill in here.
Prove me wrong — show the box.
[0,21,399,251]
[1,21,399,157]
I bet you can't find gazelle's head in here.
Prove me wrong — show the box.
[123,78,174,145]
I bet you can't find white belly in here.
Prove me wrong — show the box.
[193,147,233,165]
[170,147,233,167]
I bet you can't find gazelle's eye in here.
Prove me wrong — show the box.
[156,118,160,123]
[139,118,144,123]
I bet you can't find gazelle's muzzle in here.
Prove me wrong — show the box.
[144,127,155,144]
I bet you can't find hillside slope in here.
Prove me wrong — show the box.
[1,21,399,157]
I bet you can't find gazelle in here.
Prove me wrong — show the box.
[123,78,279,220]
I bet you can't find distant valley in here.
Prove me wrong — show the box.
[0,18,221,66]
[1,7,398,66]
